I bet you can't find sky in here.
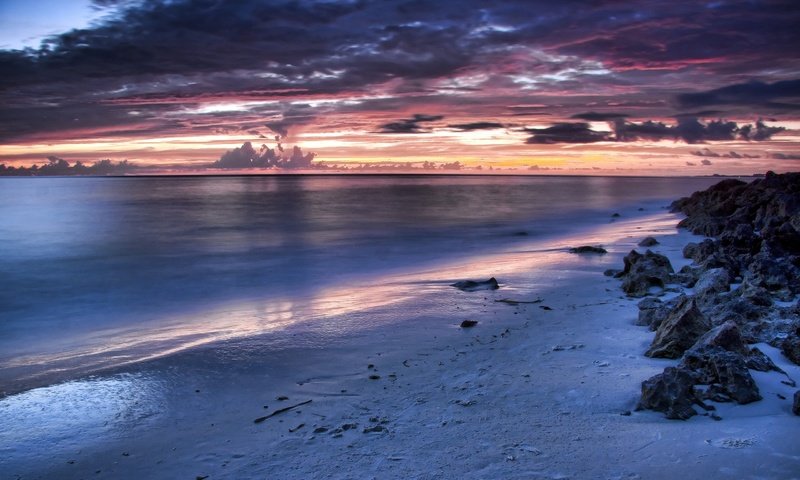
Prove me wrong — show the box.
[0,0,799,175]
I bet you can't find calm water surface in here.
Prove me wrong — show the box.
[0,175,722,389]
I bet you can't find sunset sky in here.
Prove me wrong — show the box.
[0,0,798,174]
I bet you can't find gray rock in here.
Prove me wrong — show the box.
[636,367,698,420]
[619,249,675,297]
[690,320,748,355]
[675,265,700,288]
[636,297,678,331]
[781,331,800,365]
[746,347,782,373]
[638,236,659,247]
[451,277,499,292]
[683,239,719,263]
[693,268,731,299]
[646,296,710,359]
[681,346,762,404]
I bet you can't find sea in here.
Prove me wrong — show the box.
[0,174,724,394]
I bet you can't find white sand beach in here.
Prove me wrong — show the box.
[2,208,798,480]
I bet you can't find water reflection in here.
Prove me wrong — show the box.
[2,211,683,392]
[0,373,165,466]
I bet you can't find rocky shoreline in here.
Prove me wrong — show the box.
[609,171,800,419]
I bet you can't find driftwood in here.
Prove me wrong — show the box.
[254,400,312,423]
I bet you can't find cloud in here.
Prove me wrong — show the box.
[677,79,800,110]
[448,122,505,131]
[377,114,444,134]
[525,122,610,144]
[526,118,785,144]
[570,112,629,121]
[212,141,315,169]
[613,118,784,144]
[690,148,760,159]
[771,152,800,160]
[264,106,316,139]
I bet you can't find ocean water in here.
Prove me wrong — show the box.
[0,174,722,392]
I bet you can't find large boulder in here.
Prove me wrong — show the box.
[689,320,748,355]
[619,250,675,297]
[646,296,710,359]
[681,346,762,404]
[636,297,666,330]
[637,367,698,420]
[693,267,731,299]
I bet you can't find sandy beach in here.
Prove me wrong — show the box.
[2,204,798,480]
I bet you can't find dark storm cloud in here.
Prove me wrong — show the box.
[525,123,611,144]
[378,114,445,134]
[613,118,784,144]
[1,0,799,144]
[570,112,629,121]
[448,122,506,131]
[526,118,784,144]
[677,79,800,111]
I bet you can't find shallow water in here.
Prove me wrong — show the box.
[0,175,722,392]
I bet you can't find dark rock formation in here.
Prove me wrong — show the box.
[637,367,699,420]
[646,296,710,359]
[690,320,748,355]
[693,268,731,300]
[569,245,607,254]
[794,391,800,416]
[682,346,761,404]
[451,277,499,292]
[618,250,675,297]
[782,326,800,365]
[638,237,659,247]
[460,320,478,328]
[625,172,800,418]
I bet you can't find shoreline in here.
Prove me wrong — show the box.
[3,205,799,479]
[0,196,685,398]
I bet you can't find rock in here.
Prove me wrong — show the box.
[619,249,675,297]
[683,239,719,263]
[690,320,748,355]
[781,328,800,365]
[451,277,499,292]
[603,268,620,277]
[681,346,762,404]
[637,367,698,420]
[746,347,782,373]
[612,213,621,218]
[646,296,710,359]
[693,268,731,299]
[794,391,800,416]
[460,320,478,328]
[675,265,700,288]
[569,245,607,254]
[638,236,659,247]
[636,297,674,330]
[737,281,773,307]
